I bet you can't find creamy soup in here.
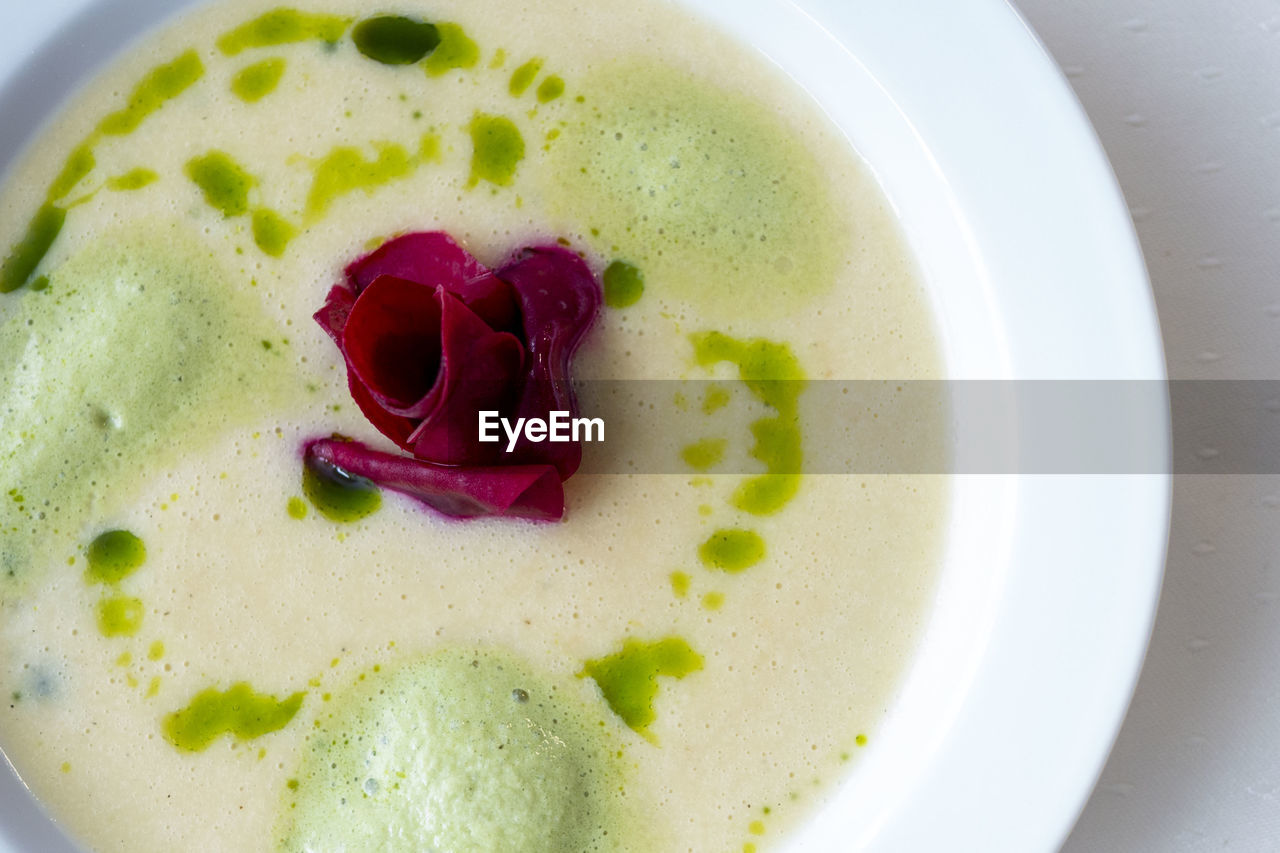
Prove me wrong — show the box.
[0,1,947,851]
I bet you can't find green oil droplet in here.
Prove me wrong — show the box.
[106,168,159,191]
[0,203,66,293]
[97,595,145,637]
[85,529,146,585]
[700,591,725,611]
[303,452,382,523]
[536,75,565,103]
[96,50,204,136]
[467,113,524,187]
[702,384,730,414]
[162,682,305,751]
[669,571,690,598]
[680,438,726,471]
[251,208,296,257]
[148,641,166,661]
[217,9,351,56]
[231,57,287,102]
[698,528,765,573]
[508,58,543,97]
[185,151,255,218]
[602,259,643,308]
[352,15,439,65]
[578,637,703,740]
[423,23,478,76]
[287,496,308,519]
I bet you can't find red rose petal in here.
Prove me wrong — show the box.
[306,438,564,521]
[497,246,601,479]
[345,231,520,333]
[312,233,601,522]
[343,275,443,411]
[405,289,523,464]
[314,284,355,346]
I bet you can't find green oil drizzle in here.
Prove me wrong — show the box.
[578,637,703,740]
[680,438,725,472]
[698,528,765,573]
[352,15,439,65]
[302,452,381,523]
[251,208,296,257]
[106,168,159,191]
[47,144,96,202]
[163,683,305,751]
[467,114,524,188]
[231,57,287,102]
[97,595,145,637]
[85,529,146,585]
[0,204,65,293]
[691,331,804,515]
[216,9,350,56]
[508,58,543,97]
[602,260,643,308]
[423,22,478,76]
[536,75,565,104]
[185,151,255,218]
[96,50,204,137]
[3,51,205,293]
[305,134,439,219]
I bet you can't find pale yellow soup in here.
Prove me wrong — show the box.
[0,1,947,851]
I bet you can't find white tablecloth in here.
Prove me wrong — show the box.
[1010,1,1280,850]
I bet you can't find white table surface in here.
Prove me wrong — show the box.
[1008,1,1280,850]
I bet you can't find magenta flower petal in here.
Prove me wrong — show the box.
[306,438,564,520]
[497,246,601,479]
[311,232,601,522]
[343,275,443,412]
[314,284,355,346]
[345,231,520,333]
[405,289,523,464]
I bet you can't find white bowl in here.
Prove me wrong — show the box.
[0,1,1169,851]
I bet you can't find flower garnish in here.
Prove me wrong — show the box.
[308,231,600,520]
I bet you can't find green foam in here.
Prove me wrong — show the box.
[545,61,848,318]
[277,648,643,852]
[0,222,299,594]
